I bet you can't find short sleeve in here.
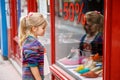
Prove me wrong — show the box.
[22,36,44,67]
[23,49,44,67]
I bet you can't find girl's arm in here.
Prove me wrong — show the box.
[30,67,42,80]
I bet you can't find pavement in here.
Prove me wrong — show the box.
[0,50,51,80]
[0,51,22,80]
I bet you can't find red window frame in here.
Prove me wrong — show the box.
[50,0,112,80]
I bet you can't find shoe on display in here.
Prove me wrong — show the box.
[66,50,77,59]
[90,66,102,72]
[66,48,80,59]
[77,63,101,74]
[78,68,90,74]
[59,49,85,65]
[96,62,102,67]
[92,53,100,60]
[85,61,97,69]
[74,61,96,72]
[59,56,85,65]
[74,65,84,72]
[81,69,103,78]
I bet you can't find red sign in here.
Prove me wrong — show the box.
[62,2,84,24]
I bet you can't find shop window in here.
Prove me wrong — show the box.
[54,0,104,79]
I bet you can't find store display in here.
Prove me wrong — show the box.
[78,68,90,74]
[84,59,94,68]
[92,53,100,60]
[59,49,85,65]
[69,68,102,80]
[74,60,96,72]
[96,62,102,67]
[58,52,103,79]
[57,61,102,80]
[58,44,103,78]
[91,66,102,72]
[81,69,103,78]
[51,0,104,79]
[66,48,79,59]
[74,65,84,72]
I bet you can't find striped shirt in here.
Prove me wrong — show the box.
[22,36,44,80]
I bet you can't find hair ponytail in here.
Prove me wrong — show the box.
[19,17,27,47]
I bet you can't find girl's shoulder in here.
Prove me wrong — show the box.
[80,34,87,41]
[94,32,103,42]
[23,36,43,49]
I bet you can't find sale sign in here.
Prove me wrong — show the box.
[60,2,84,24]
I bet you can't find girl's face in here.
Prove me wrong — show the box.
[85,22,98,35]
[37,23,47,36]
[32,23,46,37]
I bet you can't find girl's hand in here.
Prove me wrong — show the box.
[30,67,42,80]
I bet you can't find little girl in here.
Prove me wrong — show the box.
[19,12,47,80]
[79,11,104,57]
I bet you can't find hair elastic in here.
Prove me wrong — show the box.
[94,10,100,14]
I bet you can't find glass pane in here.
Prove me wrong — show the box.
[55,0,84,60]
[21,0,27,16]
[37,2,51,79]
[55,0,104,79]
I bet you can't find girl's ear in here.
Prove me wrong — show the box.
[31,26,37,32]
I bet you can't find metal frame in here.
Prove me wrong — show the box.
[0,0,8,60]
[27,0,37,13]
[103,0,112,80]
[9,0,18,57]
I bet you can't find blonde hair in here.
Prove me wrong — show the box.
[85,11,104,32]
[19,12,47,47]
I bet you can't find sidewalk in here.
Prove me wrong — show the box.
[0,52,22,80]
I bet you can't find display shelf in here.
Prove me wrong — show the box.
[56,60,102,80]
[50,64,76,80]
[68,68,102,80]
[56,60,80,68]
